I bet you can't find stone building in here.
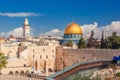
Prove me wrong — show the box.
[0,39,59,74]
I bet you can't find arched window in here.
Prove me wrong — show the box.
[52,55,54,58]
[33,55,35,58]
[46,55,48,59]
[52,50,54,53]
[40,55,42,59]
[33,49,35,52]
[43,49,45,52]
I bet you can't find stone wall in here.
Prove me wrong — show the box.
[55,47,120,71]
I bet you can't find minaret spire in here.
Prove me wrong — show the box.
[23,18,30,39]
[24,18,29,26]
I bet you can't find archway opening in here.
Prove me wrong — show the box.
[20,71,24,75]
[48,68,53,72]
[9,71,14,75]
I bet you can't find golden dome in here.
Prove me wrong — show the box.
[64,22,82,34]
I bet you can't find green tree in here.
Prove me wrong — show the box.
[73,73,81,80]
[100,31,105,48]
[104,37,108,48]
[78,37,86,48]
[66,40,73,47]
[113,32,117,37]
[79,76,101,80]
[116,72,120,77]
[108,32,120,49]
[0,53,7,70]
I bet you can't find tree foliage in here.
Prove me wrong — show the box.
[104,37,108,48]
[107,32,120,49]
[66,40,73,47]
[78,37,86,48]
[0,52,7,70]
[72,70,101,80]
[116,72,120,77]
[100,31,120,49]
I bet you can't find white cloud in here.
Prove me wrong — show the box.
[0,32,6,37]
[81,22,98,38]
[102,21,120,36]
[0,27,34,38]
[0,27,23,37]
[0,12,41,17]
[8,27,23,37]
[40,29,63,36]
[82,21,120,39]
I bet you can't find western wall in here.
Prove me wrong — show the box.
[55,47,120,71]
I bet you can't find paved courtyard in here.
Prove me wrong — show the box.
[0,75,43,80]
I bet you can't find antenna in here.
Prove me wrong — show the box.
[73,18,75,22]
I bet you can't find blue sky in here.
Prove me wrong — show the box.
[0,0,120,36]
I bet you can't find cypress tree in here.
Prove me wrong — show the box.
[100,31,105,48]
[78,37,85,48]
[104,37,108,48]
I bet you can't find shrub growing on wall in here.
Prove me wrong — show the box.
[0,52,7,70]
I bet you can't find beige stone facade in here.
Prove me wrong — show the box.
[0,42,19,58]
[25,46,56,72]
[0,39,59,74]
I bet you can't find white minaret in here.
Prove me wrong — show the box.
[23,18,30,38]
